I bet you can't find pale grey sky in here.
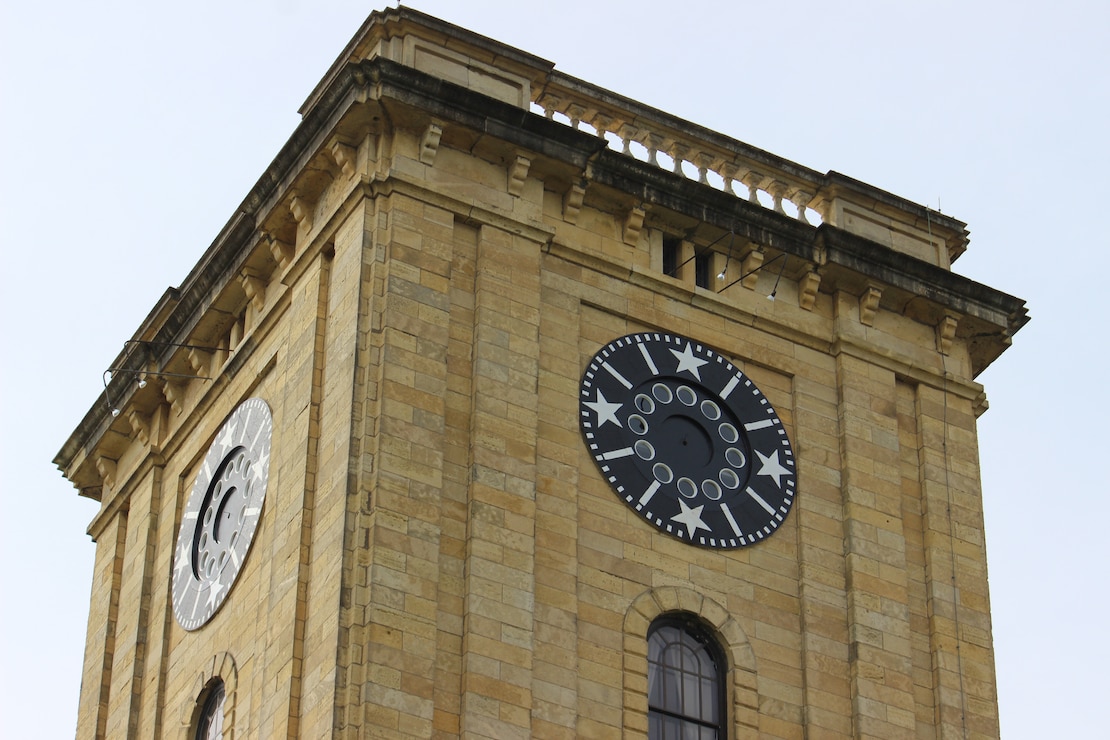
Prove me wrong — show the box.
[2,1,1105,737]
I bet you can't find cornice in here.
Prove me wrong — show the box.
[56,51,1028,486]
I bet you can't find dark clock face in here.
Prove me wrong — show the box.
[579,333,796,548]
[172,398,272,630]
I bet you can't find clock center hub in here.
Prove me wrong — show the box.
[659,415,714,467]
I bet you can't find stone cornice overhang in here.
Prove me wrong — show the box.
[355,60,1027,375]
[583,147,1027,372]
[56,53,1027,485]
[54,56,381,483]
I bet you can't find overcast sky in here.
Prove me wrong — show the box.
[2,1,1105,737]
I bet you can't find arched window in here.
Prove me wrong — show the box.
[195,679,225,740]
[647,615,727,739]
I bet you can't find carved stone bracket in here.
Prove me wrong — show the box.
[937,312,959,355]
[265,233,294,273]
[799,269,821,311]
[623,206,646,246]
[974,390,989,418]
[95,456,117,491]
[239,268,266,314]
[127,410,150,447]
[563,182,586,224]
[508,154,531,197]
[328,139,357,179]
[187,348,213,377]
[289,194,314,231]
[741,249,764,290]
[859,285,882,326]
[420,122,443,165]
[161,379,185,417]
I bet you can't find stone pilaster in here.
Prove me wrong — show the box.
[836,353,917,738]
[459,223,542,738]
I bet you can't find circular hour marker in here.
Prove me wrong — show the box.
[629,414,649,435]
[702,479,722,500]
[719,468,740,489]
[652,383,673,404]
[701,399,721,420]
[634,440,656,460]
[635,393,656,414]
[677,477,698,498]
[676,385,697,406]
[719,423,738,444]
[725,447,747,468]
[653,463,674,484]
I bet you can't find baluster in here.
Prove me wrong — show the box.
[643,132,665,168]
[717,161,738,195]
[591,113,615,139]
[566,103,587,130]
[693,152,714,186]
[618,124,639,157]
[740,170,764,205]
[788,189,815,224]
[670,142,690,176]
[766,180,787,214]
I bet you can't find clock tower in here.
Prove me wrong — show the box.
[56,7,1026,738]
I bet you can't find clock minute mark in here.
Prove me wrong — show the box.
[745,486,777,515]
[744,419,775,431]
[720,375,739,400]
[638,343,660,375]
[601,362,633,389]
[638,480,662,507]
[720,502,744,537]
[599,447,635,460]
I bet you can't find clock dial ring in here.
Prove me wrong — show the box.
[172,398,272,630]
[580,333,796,549]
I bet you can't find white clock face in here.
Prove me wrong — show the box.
[172,398,272,630]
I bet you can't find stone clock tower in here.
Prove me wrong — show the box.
[56,8,1026,739]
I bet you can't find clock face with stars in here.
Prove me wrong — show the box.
[172,398,272,630]
[579,333,796,549]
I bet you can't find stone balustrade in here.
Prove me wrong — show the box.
[532,71,826,226]
[532,70,969,267]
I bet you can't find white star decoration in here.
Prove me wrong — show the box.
[173,541,191,583]
[755,449,791,487]
[205,578,225,611]
[214,422,236,457]
[585,389,623,427]
[670,343,708,380]
[671,498,711,538]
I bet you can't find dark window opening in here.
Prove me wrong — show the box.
[648,615,727,739]
[695,251,711,289]
[663,237,680,277]
[196,679,225,740]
